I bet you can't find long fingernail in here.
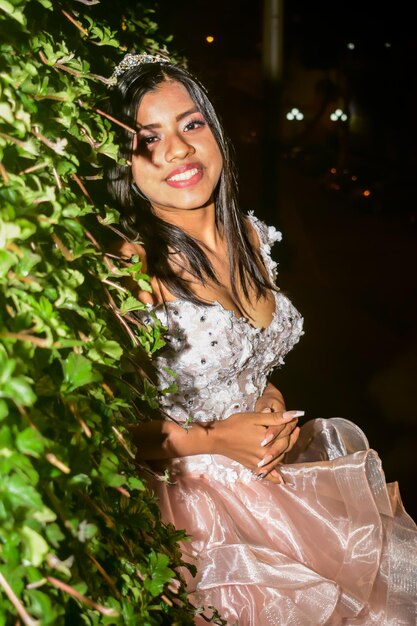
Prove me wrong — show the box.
[282,410,305,421]
[257,454,273,468]
[260,433,274,447]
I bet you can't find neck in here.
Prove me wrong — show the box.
[153,203,222,251]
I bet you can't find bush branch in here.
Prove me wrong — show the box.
[0,571,39,626]
[47,577,119,617]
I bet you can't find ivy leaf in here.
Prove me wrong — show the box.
[45,523,65,548]
[98,450,126,487]
[119,296,146,315]
[95,339,123,360]
[0,399,9,421]
[100,207,120,225]
[21,525,49,566]
[16,428,45,458]
[5,474,43,511]
[0,0,26,25]
[143,551,174,597]
[15,218,36,240]
[61,353,102,392]
[0,352,15,384]
[0,249,17,277]
[127,476,145,491]
[33,506,56,523]
[0,375,37,406]
[25,588,59,624]
[35,0,53,8]
[0,102,14,124]
[137,279,152,293]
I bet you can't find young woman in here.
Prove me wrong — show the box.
[106,53,417,625]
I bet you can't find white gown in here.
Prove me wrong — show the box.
[140,213,417,625]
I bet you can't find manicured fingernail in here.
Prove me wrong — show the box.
[282,410,305,421]
[261,433,274,447]
[257,454,273,468]
[256,472,266,481]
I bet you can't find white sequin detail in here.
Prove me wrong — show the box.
[171,455,255,486]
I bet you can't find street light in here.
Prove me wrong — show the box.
[286,107,304,121]
[330,108,348,122]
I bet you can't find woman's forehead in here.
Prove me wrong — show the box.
[136,81,197,123]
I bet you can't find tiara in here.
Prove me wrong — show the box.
[111,52,171,79]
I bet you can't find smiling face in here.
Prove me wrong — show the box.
[131,80,223,218]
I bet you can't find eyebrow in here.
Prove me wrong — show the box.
[137,107,200,130]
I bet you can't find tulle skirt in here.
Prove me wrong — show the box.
[147,418,417,625]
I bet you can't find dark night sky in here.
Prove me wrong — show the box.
[154,0,417,145]
[155,1,416,61]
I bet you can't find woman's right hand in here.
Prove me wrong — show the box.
[212,410,301,483]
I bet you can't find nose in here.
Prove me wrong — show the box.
[165,133,195,162]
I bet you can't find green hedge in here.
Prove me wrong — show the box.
[0,1,208,623]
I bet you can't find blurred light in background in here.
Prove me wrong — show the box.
[205,35,215,43]
[286,107,304,121]
[330,108,348,122]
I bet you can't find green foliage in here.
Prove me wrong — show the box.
[0,0,199,623]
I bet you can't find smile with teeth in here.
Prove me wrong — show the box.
[167,167,200,182]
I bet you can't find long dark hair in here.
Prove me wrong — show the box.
[105,60,274,313]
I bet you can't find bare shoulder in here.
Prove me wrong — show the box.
[106,239,162,306]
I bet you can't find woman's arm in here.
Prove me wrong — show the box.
[131,407,301,484]
[132,382,290,460]
[131,418,219,460]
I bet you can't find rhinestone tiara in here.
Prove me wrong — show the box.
[111,52,171,79]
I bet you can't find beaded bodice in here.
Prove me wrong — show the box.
[141,214,304,424]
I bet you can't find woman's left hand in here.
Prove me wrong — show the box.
[255,382,303,482]
[255,382,286,414]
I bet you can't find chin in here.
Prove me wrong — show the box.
[154,197,215,214]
